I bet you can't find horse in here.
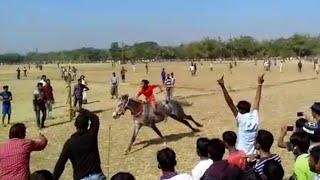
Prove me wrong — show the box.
[112,95,203,154]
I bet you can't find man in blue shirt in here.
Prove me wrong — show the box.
[161,68,166,85]
[0,85,13,126]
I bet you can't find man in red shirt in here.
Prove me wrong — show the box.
[0,123,48,180]
[43,79,55,117]
[136,79,163,113]
[222,131,247,170]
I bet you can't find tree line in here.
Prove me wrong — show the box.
[1,34,320,64]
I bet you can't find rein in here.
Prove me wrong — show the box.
[122,98,143,118]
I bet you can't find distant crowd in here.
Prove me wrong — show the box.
[0,61,320,180]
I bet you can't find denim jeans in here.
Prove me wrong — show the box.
[81,173,107,180]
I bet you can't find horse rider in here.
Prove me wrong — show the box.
[136,80,163,116]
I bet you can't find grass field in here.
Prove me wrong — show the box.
[0,61,319,179]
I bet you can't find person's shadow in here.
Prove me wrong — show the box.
[129,131,199,154]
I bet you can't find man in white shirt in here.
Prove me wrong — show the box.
[191,138,213,180]
[279,60,284,73]
[217,74,264,155]
[110,72,119,99]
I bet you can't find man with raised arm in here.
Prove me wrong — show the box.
[217,74,264,155]
[53,108,106,180]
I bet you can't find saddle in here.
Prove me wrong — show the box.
[141,102,171,118]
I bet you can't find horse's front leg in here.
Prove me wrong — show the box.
[151,124,167,147]
[125,122,141,155]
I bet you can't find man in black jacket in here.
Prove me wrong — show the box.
[53,108,106,180]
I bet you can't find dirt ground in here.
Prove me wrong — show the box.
[0,61,319,179]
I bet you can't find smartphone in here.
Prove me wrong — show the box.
[287,125,294,131]
[297,112,304,117]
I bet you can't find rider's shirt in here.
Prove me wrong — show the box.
[137,85,158,101]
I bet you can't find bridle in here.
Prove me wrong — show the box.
[117,97,143,118]
[117,98,130,115]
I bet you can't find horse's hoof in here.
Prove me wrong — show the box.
[124,150,130,155]
[193,129,200,132]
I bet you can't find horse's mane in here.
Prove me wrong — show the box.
[129,98,145,104]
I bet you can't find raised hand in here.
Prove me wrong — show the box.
[217,75,224,86]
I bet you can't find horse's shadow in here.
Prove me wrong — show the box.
[129,131,199,154]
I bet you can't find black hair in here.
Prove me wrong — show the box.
[207,138,225,161]
[256,130,274,152]
[41,75,46,79]
[30,170,53,180]
[78,78,82,82]
[237,100,251,114]
[222,131,237,147]
[74,114,89,130]
[111,172,135,180]
[157,147,177,172]
[9,123,26,139]
[310,145,320,165]
[3,85,8,89]
[289,132,310,154]
[196,137,210,157]
[141,79,149,85]
[262,160,284,180]
[296,118,308,129]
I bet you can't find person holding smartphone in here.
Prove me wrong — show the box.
[277,118,308,151]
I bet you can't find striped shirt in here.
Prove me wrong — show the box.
[165,78,173,88]
[254,154,281,179]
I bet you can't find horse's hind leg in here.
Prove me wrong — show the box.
[151,124,166,146]
[125,123,141,154]
[185,115,203,127]
[170,115,200,132]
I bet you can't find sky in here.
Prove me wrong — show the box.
[0,0,320,53]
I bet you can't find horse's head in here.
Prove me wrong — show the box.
[112,94,129,119]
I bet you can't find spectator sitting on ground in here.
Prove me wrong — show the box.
[222,131,247,170]
[278,118,308,151]
[191,138,213,180]
[30,170,53,180]
[289,132,314,180]
[262,160,284,180]
[0,123,48,180]
[253,129,282,179]
[111,172,135,180]
[200,138,241,180]
[217,74,264,155]
[53,108,106,180]
[157,147,192,180]
[309,145,320,179]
